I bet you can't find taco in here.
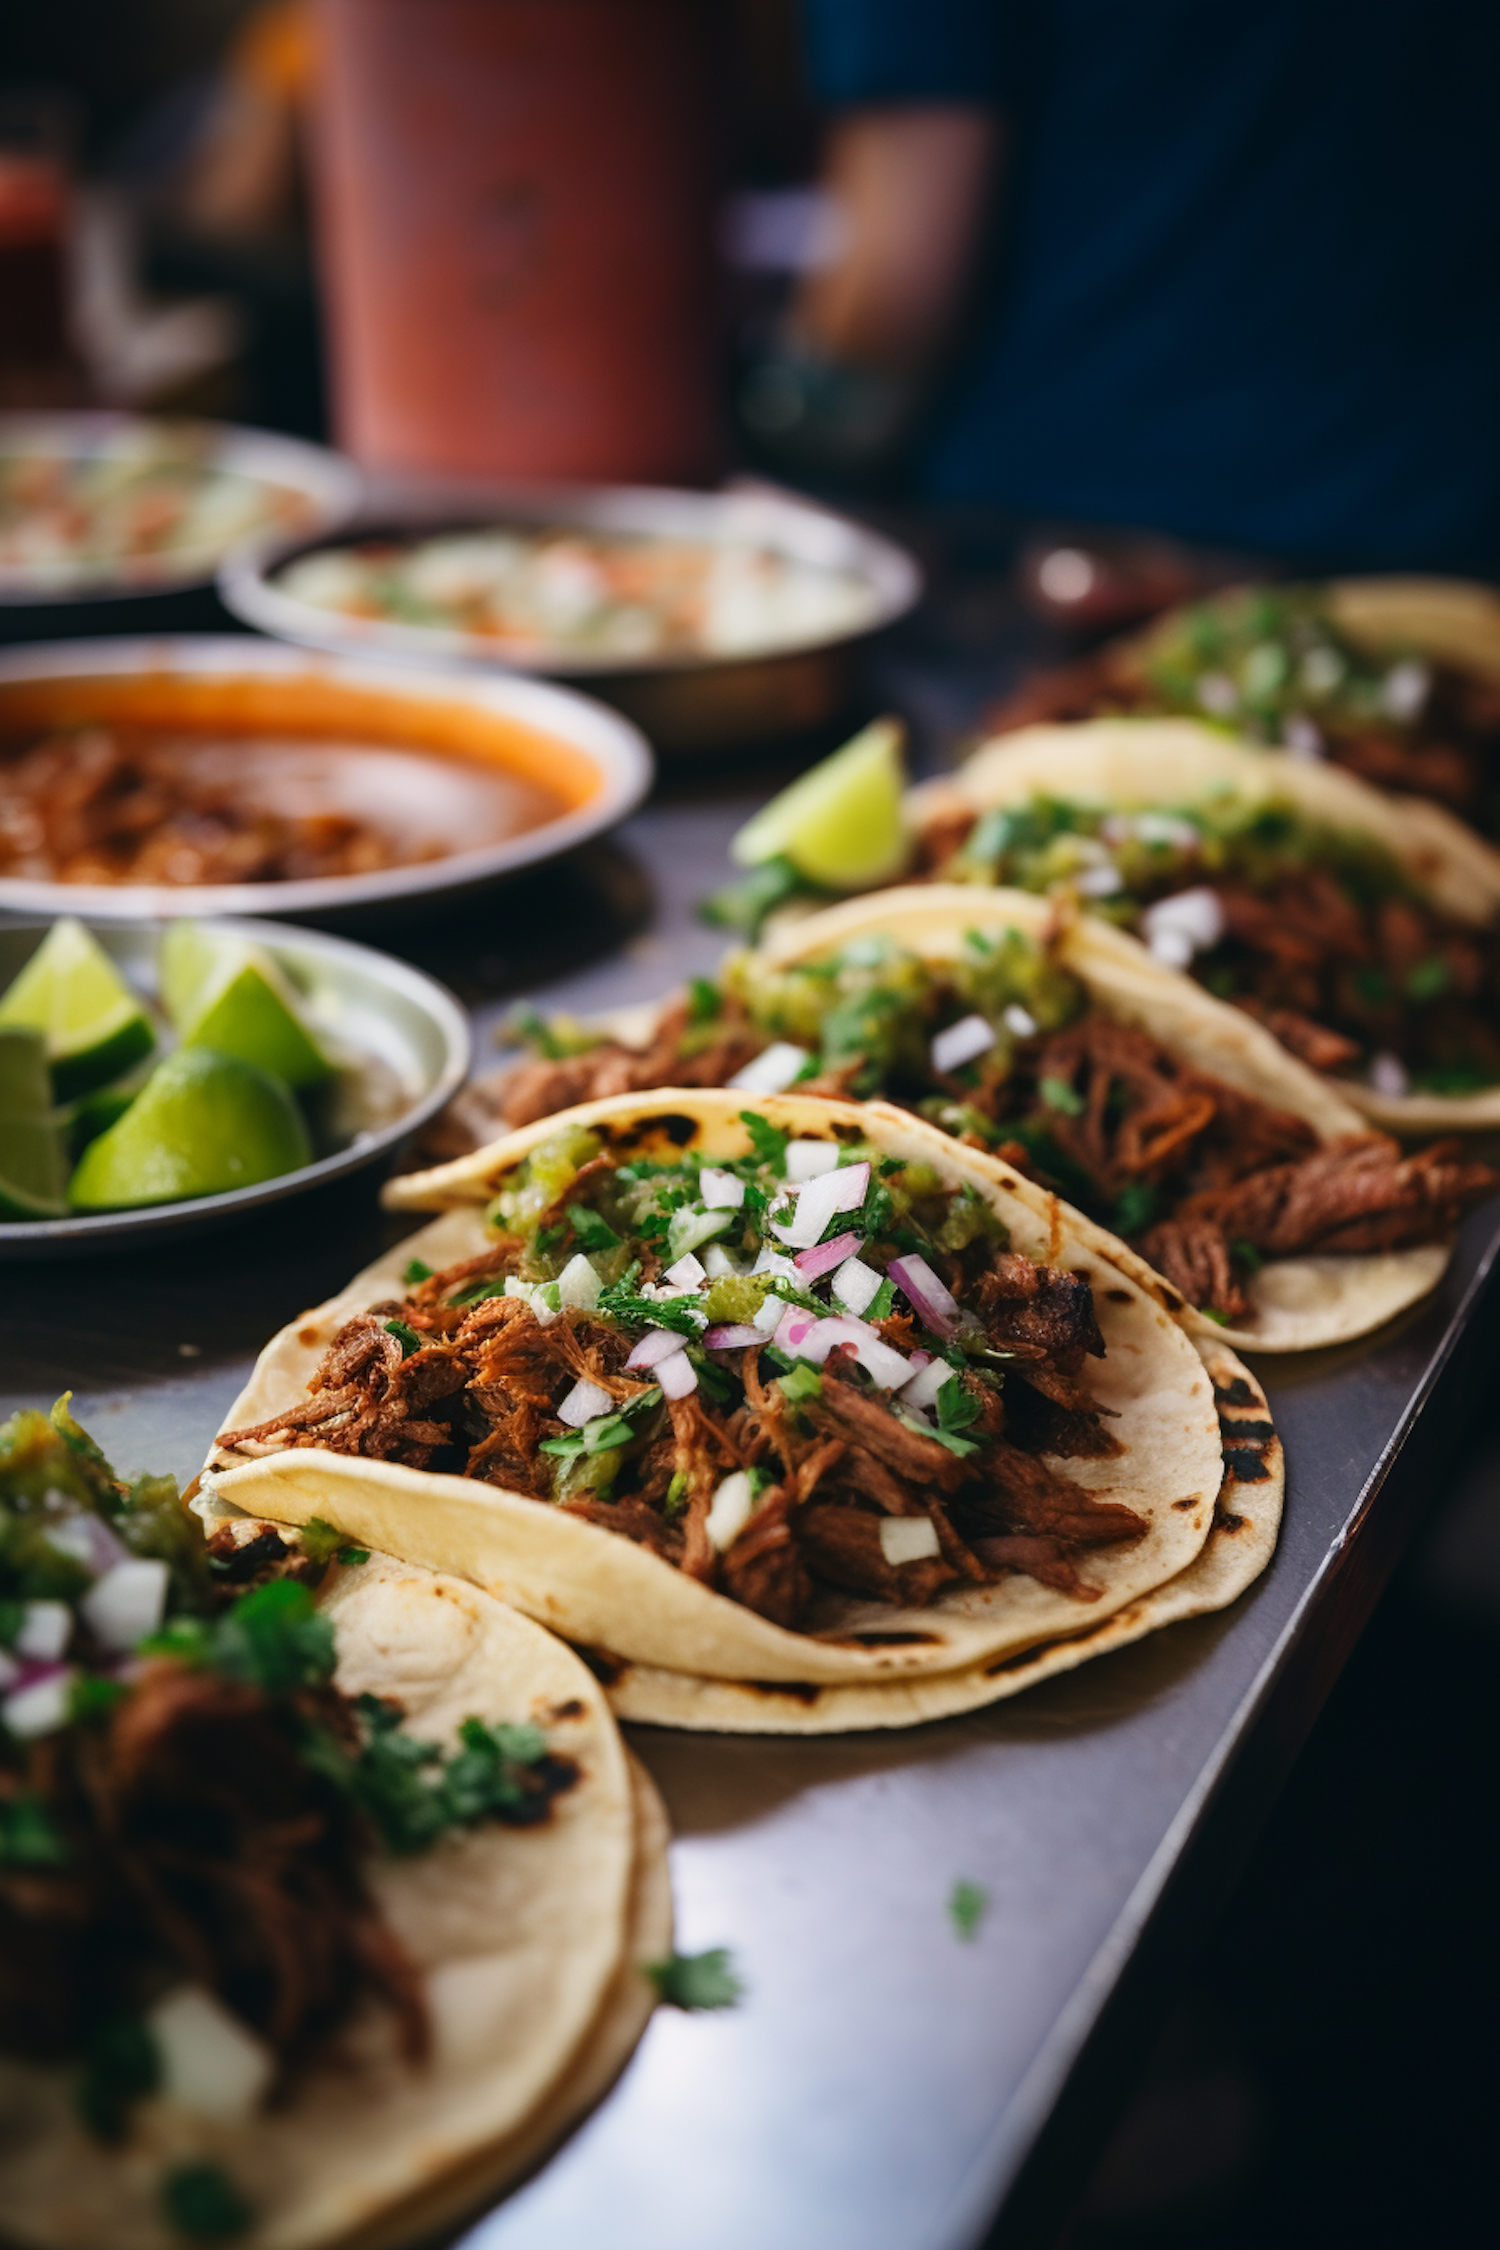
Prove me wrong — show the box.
[204,1089,1229,1731]
[603,1333,1282,1731]
[0,1400,664,2250]
[908,717,1500,1134]
[984,577,1500,835]
[450,890,1495,1352]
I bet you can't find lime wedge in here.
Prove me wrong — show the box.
[729,717,908,889]
[68,1046,312,1210]
[0,1027,68,1218]
[0,919,155,1100]
[158,922,333,1090]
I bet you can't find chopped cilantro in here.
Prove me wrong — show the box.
[701,852,809,937]
[160,2161,254,2240]
[568,1203,621,1253]
[865,1276,896,1321]
[739,1112,789,1175]
[1039,1074,1084,1117]
[68,1673,127,1724]
[1406,955,1451,1001]
[0,1793,67,1867]
[664,1470,690,1518]
[935,1374,982,1437]
[644,1946,744,2010]
[539,1387,663,1461]
[77,2013,160,2141]
[595,1279,702,1336]
[337,1546,370,1566]
[402,1258,433,1287]
[948,1879,988,1941]
[533,1221,567,1260]
[146,1579,337,1694]
[1231,1239,1263,1273]
[297,1516,346,1569]
[383,1318,423,1358]
[313,1694,562,1855]
[687,976,721,1023]
[1112,1180,1159,1237]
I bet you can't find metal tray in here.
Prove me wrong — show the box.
[6,767,1496,2249]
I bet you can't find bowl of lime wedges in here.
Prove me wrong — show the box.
[0,915,469,1255]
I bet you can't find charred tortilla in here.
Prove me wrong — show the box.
[206,1092,1226,1726]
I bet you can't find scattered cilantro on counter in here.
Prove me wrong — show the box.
[948,1880,988,1941]
[645,1946,744,2011]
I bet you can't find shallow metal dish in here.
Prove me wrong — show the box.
[219,481,923,749]
[0,635,653,922]
[0,915,470,1258]
[0,413,361,606]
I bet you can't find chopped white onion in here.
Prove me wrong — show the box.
[1075,863,1124,898]
[879,1516,941,1566]
[667,1207,735,1261]
[772,1160,869,1250]
[705,1470,758,1552]
[930,1014,996,1075]
[1281,714,1325,761]
[558,1377,614,1428]
[699,1166,745,1210]
[898,1357,952,1413]
[557,1252,602,1310]
[663,1251,707,1291]
[505,1276,560,1327]
[753,1287,791,1334]
[784,1137,840,1183]
[1195,671,1238,717]
[44,1511,129,1578]
[656,1349,698,1400]
[1369,1050,1410,1098]
[149,1986,274,2124]
[823,1315,911,1391]
[81,1559,169,1652]
[1002,1003,1038,1039]
[701,1243,741,1279]
[1133,811,1202,849]
[831,1254,882,1315]
[627,1326,691,1371]
[15,1600,71,1662]
[1140,887,1226,967]
[727,1041,809,1095]
[3,1667,75,1739]
[1382,658,1430,722]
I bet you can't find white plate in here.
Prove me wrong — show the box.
[0,635,654,921]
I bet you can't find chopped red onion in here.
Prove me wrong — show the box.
[699,1166,745,1211]
[727,1041,808,1095]
[888,1253,959,1338]
[795,1229,862,1281]
[774,1304,827,1360]
[656,1349,698,1399]
[558,1376,614,1427]
[831,1254,882,1315]
[626,1327,688,1372]
[772,1160,869,1249]
[80,1558,170,1653]
[930,1013,996,1075]
[3,1664,75,1740]
[703,1323,764,1350]
[784,1138,839,1183]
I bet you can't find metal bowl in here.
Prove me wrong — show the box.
[0,916,471,1258]
[218,480,923,749]
[0,635,654,922]
[0,413,361,607]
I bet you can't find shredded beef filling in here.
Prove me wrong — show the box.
[222,1221,1147,1629]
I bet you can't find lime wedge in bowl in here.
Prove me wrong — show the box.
[69,1047,312,1211]
[0,917,154,1100]
[729,717,908,890]
[158,922,334,1089]
[0,1027,68,1218]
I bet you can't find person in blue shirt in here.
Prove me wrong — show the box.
[779,0,1500,575]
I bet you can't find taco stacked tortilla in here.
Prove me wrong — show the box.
[0,1401,667,2250]
[909,717,1500,1135]
[985,576,1500,836]
[206,1089,1280,1734]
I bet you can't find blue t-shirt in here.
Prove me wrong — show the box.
[801,0,1500,574]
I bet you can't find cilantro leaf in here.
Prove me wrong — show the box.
[701,853,809,937]
[568,1203,620,1253]
[77,2013,160,2141]
[402,1258,433,1287]
[935,1374,982,1436]
[644,1946,744,2010]
[384,1318,423,1357]
[0,1793,68,1867]
[595,1280,702,1336]
[865,1276,896,1321]
[948,1879,988,1941]
[162,1579,339,1694]
[777,1362,822,1405]
[687,976,721,1023]
[1039,1074,1084,1117]
[1112,1180,1158,1237]
[312,1695,569,1855]
[739,1112,789,1175]
[159,2161,254,2240]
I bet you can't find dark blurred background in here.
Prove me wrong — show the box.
[2,3,1496,2242]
